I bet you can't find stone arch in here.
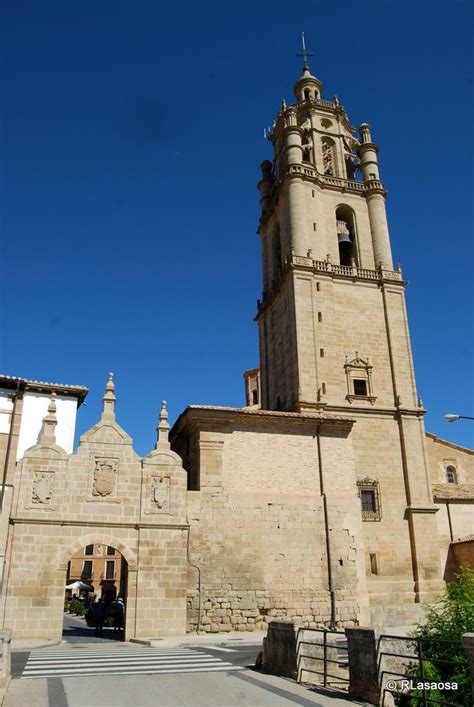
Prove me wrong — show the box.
[335,203,359,266]
[59,534,138,572]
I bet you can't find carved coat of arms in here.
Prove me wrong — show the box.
[151,476,169,510]
[32,472,53,504]
[92,460,117,497]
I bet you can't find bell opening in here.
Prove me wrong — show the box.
[336,209,358,266]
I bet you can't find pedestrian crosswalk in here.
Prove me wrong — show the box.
[21,647,243,679]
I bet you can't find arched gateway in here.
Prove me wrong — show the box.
[2,375,188,640]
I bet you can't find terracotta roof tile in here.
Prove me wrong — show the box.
[0,374,88,398]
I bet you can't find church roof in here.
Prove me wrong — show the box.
[425,431,474,455]
[171,404,355,439]
[451,534,474,545]
[433,483,474,501]
[187,404,352,420]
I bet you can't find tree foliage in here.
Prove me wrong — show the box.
[397,568,473,706]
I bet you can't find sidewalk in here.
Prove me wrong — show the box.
[131,630,266,649]
[11,630,266,653]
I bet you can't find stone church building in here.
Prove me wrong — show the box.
[0,59,472,640]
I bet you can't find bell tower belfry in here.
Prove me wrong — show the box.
[256,46,443,617]
[257,55,398,413]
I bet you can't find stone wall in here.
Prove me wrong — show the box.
[172,407,370,633]
[426,434,474,579]
[2,381,188,640]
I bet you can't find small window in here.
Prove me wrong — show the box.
[82,560,93,579]
[85,545,94,556]
[369,553,378,575]
[107,546,116,556]
[353,379,368,396]
[252,390,258,405]
[361,490,375,513]
[105,561,115,580]
[345,354,375,404]
[357,478,381,521]
[446,466,457,484]
[304,89,310,100]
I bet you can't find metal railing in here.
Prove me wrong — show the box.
[377,634,470,707]
[296,628,349,690]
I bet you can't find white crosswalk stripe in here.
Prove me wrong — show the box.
[21,647,243,679]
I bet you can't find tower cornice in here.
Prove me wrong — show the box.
[358,142,379,156]
[258,167,370,230]
[255,255,405,319]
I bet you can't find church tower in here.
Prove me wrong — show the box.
[256,47,442,617]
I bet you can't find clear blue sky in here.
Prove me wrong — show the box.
[1,0,473,452]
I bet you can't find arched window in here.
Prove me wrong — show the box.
[446,466,457,484]
[321,138,336,176]
[302,129,312,164]
[252,390,258,405]
[335,205,359,266]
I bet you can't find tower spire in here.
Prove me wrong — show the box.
[297,32,314,71]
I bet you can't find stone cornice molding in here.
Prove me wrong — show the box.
[404,505,439,515]
[357,142,379,155]
[170,405,355,442]
[255,256,405,319]
[258,168,384,229]
[10,517,189,530]
[324,404,426,418]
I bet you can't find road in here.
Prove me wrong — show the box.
[6,629,357,707]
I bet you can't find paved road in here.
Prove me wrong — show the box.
[61,612,123,643]
[20,646,244,678]
[7,639,357,706]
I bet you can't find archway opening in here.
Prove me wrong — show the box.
[63,543,128,642]
[336,205,359,266]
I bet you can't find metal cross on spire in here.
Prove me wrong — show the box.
[297,32,313,70]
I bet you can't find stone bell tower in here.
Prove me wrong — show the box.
[256,49,443,620]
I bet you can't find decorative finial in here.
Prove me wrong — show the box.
[102,372,116,420]
[297,32,314,71]
[156,400,170,447]
[281,98,287,110]
[334,94,339,106]
[39,391,58,444]
[48,391,57,415]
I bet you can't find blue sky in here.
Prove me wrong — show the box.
[1,0,473,452]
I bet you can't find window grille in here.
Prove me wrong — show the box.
[357,478,381,521]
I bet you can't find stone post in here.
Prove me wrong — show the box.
[462,633,474,696]
[0,630,11,689]
[263,621,298,679]
[345,627,379,704]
